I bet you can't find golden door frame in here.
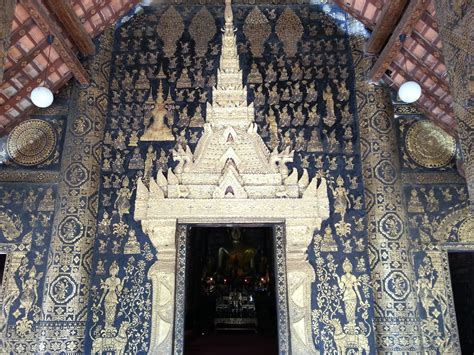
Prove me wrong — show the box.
[143,213,325,355]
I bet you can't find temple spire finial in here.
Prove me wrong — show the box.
[224,0,233,31]
[156,80,164,106]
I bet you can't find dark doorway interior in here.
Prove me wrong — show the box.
[183,226,278,355]
[448,252,474,355]
[0,254,6,287]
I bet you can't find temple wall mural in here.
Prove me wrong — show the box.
[0,1,471,354]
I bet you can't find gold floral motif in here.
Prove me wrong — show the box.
[406,120,456,168]
[243,7,271,58]
[0,210,23,241]
[189,7,216,57]
[157,6,184,58]
[275,8,303,57]
[6,119,56,166]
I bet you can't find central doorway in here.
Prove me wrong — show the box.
[183,226,279,355]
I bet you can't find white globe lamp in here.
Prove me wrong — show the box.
[31,34,55,109]
[398,81,422,104]
[31,86,54,108]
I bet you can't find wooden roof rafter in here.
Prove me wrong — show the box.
[368,0,431,83]
[44,0,95,56]
[365,0,408,54]
[334,0,457,138]
[18,0,90,85]
[0,0,139,134]
[3,38,49,82]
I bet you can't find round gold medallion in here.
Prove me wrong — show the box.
[7,119,57,166]
[405,120,456,168]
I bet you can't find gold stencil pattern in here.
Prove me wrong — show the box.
[275,7,303,57]
[458,216,474,242]
[6,119,56,166]
[157,6,184,58]
[406,120,456,168]
[189,7,216,57]
[243,6,271,57]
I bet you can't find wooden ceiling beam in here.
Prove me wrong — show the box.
[0,71,73,135]
[384,73,455,135]
[411,30,445,61]
[400,47,450,92]
[0,0,17,82]
[95,0,141,37]
[44,0,95,56]
[366,0,408,54]
[9,18,35,44]
[0,57,63,116]
[3,38,49,82]
[368,0,431,83]
[332,0,375,30]
[19,0,89,85]
[390,61,453,115]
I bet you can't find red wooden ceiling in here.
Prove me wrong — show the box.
[0,0,139,135]
[336,0,455,135]
[0,0,456,138]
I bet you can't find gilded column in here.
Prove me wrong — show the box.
[432,1,474,208]
[352,36,423,352]
[286,220,320,355]
[37,30,113,353]
[0,0,15,83]
[145,219,177,354]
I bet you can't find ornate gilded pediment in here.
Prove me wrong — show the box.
[134,0,329,215]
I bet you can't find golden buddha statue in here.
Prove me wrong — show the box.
[140,81,175,142]
[218,228,257,279]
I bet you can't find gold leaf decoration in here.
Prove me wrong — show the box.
[6,119,57,166]
[275,7,303,57]
[405,120,456,168]
[243,6,271,58]
[157,6,184,58]
[189,7,216,57]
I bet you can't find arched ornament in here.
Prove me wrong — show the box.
[157,6,184,58]
[189,7,216,57]
[243,6,271,57]
[435,205,473,244]
[275,7,303,57]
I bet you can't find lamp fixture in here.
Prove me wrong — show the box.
[397,34,422,104]
[31,35,55,108]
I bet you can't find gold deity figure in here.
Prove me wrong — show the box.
[141,82,175,142]
[218,229,257,278]
[407,189,424,213]
[320,226,338,252]
[323,84,336,127]
[38,188,54,212]
[144,144,156,179]
[266,108,279,150]
[124,230,140,254]
[330,176,350,220]
[100,261,125,334]
[189,105,205,127]
[247,62,262,84]
[114,177,134,219]
[19,266,41,315]
[177,68,192,89]
[336,258,367,327]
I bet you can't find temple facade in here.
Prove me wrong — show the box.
[0,0,472,354]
